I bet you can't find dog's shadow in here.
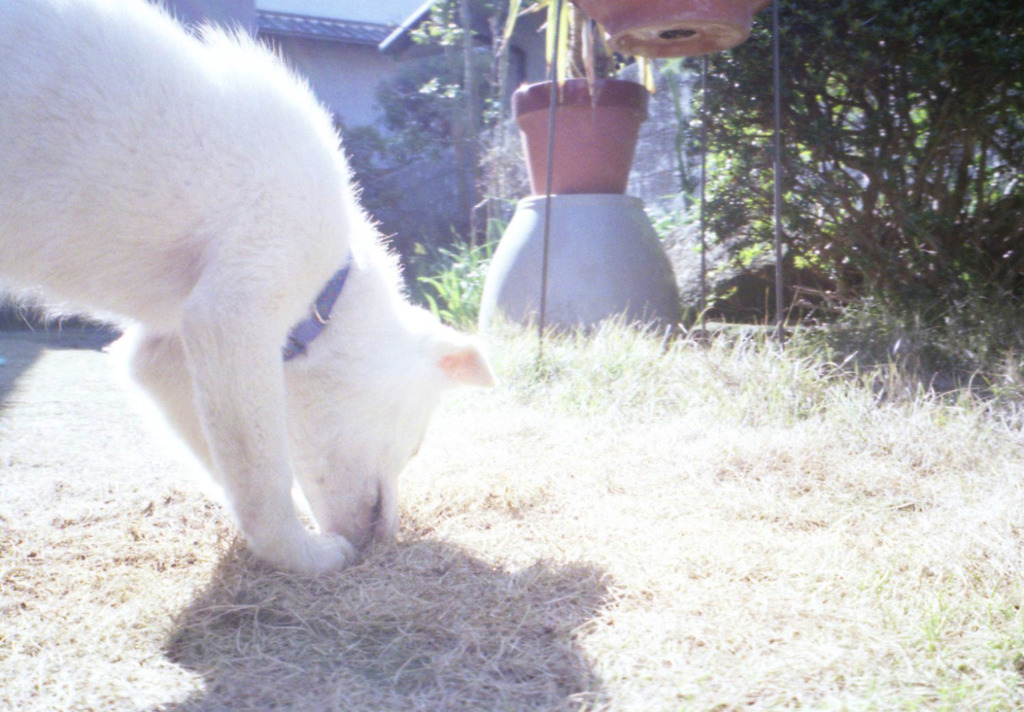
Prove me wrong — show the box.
[160,534,611,711]
[0,324,120,410]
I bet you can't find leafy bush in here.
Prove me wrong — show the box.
[688,0,1024,304]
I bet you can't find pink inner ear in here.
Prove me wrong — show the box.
[439,347,495,388]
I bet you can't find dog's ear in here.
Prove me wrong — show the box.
[437,341,495,388]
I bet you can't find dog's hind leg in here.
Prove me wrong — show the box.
[127,329,214,473]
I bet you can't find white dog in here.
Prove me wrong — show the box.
[0,0,494,574]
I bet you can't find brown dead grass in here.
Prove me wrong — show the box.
[2,325,1024,711]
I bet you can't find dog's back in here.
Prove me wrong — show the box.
[0,0,349,328]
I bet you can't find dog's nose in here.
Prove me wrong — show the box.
[321,488,381,550]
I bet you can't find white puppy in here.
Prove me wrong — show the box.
[0,0,494,573]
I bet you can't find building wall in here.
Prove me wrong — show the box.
[268,36,397,128]
[162,1,549,128]
[510,11,547,85]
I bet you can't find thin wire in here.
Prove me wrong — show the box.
[772,0,785,345]
[699,55,708,321]
[537,0,564,360]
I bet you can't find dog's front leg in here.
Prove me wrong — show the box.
[179,279,355,574]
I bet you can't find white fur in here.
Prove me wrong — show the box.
[0,0,494,574]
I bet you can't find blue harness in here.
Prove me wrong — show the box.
[282,257,353,361]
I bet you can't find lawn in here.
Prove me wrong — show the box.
[1,324,1023,711]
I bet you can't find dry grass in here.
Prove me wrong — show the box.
[2,324,1023,711]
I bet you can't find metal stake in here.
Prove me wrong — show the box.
[772,0,785,345]
[699,55,708,321]
[537,0,565,360]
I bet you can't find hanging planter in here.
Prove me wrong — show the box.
[570,0,771,58]
[513,77,649,195]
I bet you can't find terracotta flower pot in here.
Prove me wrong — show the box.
[571,0,771,58]
[513,78,649,195]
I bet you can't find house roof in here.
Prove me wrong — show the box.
[255,10,395,46]
[379,0,433,56]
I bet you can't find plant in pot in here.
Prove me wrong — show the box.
[478,1,684,331]
[479,0,773,332]
[505,0,651,195]
[503,0,772,194]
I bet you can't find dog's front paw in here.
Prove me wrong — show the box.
[255,531,358,575]
[298,532,359,574]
